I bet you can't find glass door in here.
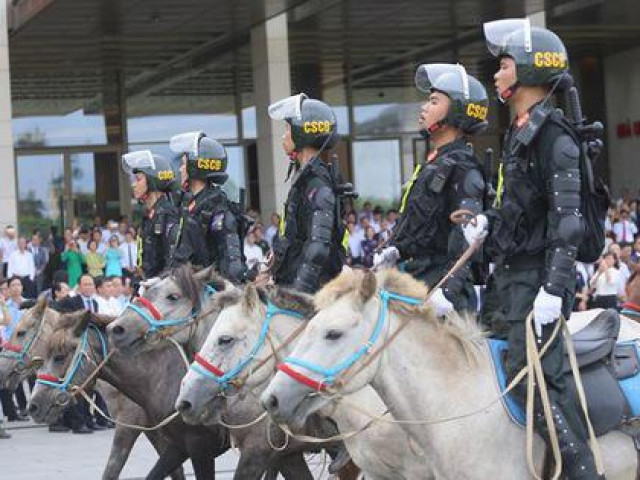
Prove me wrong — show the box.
[16,153,66,236]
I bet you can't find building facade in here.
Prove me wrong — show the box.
[2,0,640,235]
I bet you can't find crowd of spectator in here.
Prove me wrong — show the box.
[1,197,640,438]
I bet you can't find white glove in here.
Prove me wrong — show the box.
[462,214,489,246]
[533,287,562,337]
[429,288,454,317]
[373,246,400,270]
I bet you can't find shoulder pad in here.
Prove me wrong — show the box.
[308,185,335,210]
[551,133,580,169]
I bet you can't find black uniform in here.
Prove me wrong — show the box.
[139,196,180,278]
[273,158,344,293]
[184,185,246,284]
[482,104,589,453]
[393,138,484,311]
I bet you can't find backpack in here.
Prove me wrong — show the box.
[550,111,610,263]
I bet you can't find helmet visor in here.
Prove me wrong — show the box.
[268,93,308,121]
[122,150,155,175]
[169,131,204,157]
[415,63,470,100]
[484,18,532,57]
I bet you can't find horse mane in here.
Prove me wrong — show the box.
[316,269,485,361]
[46,311,114,356]
[260,285,315,318]
[171,264,203,311]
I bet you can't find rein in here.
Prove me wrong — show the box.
[278,233,481,392]
[191,301,305,389]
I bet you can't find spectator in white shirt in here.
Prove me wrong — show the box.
[7,238,35,298]
[265,212,280,248]
[346,221,363,266]
[92,229,106,255]
[119,231,138,277]
[589,252,621,309]
[109,275,128,314]
[613,208,637,245]
[370,206,384,234]
[94,276,120,316]
[77,228,91,255]
[0,225,18,279]
[244,229,264,271]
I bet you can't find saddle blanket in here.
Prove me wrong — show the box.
[488,339,640,426]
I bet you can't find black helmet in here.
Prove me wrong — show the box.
[169,131,228,183]
[268,93,339,151]
[122,150,176,193]
[484,18,568,92]
[415,63,489,135]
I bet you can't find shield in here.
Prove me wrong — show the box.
[483,18,532,57]
[122,150,155,174]
[169,131,204,157]
[268,93,308,121]
[415,63,470,100]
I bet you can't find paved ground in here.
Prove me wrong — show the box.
[0,422,332,479]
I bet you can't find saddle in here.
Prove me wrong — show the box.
[489,309,640,436]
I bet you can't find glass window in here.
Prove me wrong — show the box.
[13,110,107,148]
[352,139,402,209]
[353,86,422,137]
[70,153,97,227]
[16,154,65,235]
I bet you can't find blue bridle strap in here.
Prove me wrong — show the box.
[282,289,423,386]
[35,325,108,392]
[190,301,304,389]
[123,284,217,333]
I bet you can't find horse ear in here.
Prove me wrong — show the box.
[193,264,214,283]
[243,283,259,313]
[72,311,93,337]
[359,270,377,303]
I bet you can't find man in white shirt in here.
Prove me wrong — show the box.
[244,229,264,271]
[265,213,280,248]
[613,209,638,245]
[0,226,18,279]
[7,237,35,298]
[119,231,138,277]
[109,275,128,314]
[346,221,363,265]
[94,276,120,316]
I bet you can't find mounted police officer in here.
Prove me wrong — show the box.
[374,63,488,315]
[267,93,345,294]
[121,151,181,279]
[464,19,602,479]
[169,132,247,284]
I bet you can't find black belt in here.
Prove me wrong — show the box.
[501,252,546,270]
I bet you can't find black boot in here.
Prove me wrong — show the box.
[535,404,604,480]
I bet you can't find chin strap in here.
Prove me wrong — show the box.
[499,81,520,103]
[285,153,300,182]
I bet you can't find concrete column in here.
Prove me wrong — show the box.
[0,2,17,230]
[251,12,291,218]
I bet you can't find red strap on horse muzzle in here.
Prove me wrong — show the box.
[194,353,225,377]
[135,297,163,321]
[277,363,327,392]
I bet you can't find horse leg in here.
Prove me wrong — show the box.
[188,447,215,480]
[101,425,141,480]
[145,447,188,480]
[145,430,186,480]
[276,452,314,480]
[231,448,272,480]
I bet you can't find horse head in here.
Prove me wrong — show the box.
[107,264,228,350]
[28,310,110,424]
[176,283,313,425]
[0,295,59,390]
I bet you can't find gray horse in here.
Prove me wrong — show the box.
[106,264,316,479]
[28,309,230,480]
[0,297,185,480]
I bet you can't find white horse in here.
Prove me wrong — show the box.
[261,268,639,480]
[176,283,430,480]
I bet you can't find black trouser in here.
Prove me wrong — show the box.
[483,258,589,445]
[0,388,18,419]
[592,295,617,310]
[93,390,110,425]
[400,255,476,312]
